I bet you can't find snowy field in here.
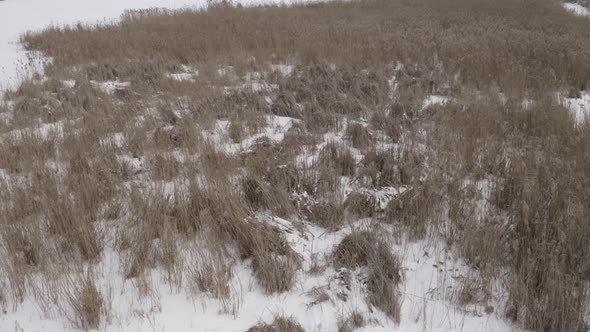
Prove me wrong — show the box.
[0,1,588,332]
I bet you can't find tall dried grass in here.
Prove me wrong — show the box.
[0,0,588,330]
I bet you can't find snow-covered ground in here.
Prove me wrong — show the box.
[562,1,590,17]
[560,91,590,125]
[0,218,513,332]
[0,1,545,332]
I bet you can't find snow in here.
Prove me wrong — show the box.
[562,2,590,17]
[421,95,449,110]
[270,64,295,77]
[3,121,64,141]
[167,72,197,82]
[61,79,77,89]
[204,115,298,154]
[0,215,513,332]
[90,80,131,95]
[166,65,199,81]
[561,91,590,124]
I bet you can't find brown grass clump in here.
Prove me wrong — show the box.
[344,192,376,218]
[247,316,305,332]
[148,153,182,180]
[0,132,57,174]
[235,221,300,294]
[307,198,345,231]
[346,122,372,150]
[41,178,102,261]
[360,149,399,187]
[252,252,298,294]
[65,273,105,330]
[317,142,356,177]
[337,311,365,332]
[333,232,402,323]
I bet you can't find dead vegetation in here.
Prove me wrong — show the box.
[0,0,588,330]
[247,316,305,332]
[333,232,402,323]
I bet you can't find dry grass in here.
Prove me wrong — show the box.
[346,122,373,150]
[20,0,590,92]
[0,0,588,330]
[333,232,402,323]
[410,92,590,330]
[316,142,356,177]
[64,272,106,330]
[307,197,345,230]
[247,316,305,332]
[337,310,365,332]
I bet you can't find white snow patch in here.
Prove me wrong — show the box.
[166,72,196,82]
[3,121,64,141]
[217,66,235,78]
[270,64,295,76]
[561,91,590,124]
[562,2,590,17]
[100,132,126,148]
[422,95,449,110]
[90,80,130,95]
[166,65,199,82]
[204,115,299,155]
[521,98,534,110]
[61,79,76,89]
[233,81,278,93]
